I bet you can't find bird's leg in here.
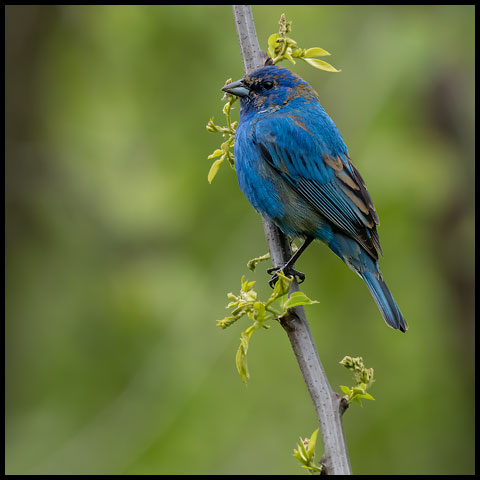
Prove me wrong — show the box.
[267,237,314,288]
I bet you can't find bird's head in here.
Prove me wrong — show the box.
[222,65,319,117]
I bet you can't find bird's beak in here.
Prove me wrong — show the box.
[222,78,250,97]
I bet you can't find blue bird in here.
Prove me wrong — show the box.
[222,65,407,333]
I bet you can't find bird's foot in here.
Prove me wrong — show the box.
[267,265,306,289]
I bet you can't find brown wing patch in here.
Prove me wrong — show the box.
[341,187,371,216]
[336,169,360,190]
[332,155,383,256]
[323,155,343,171]
[345,157,380,226]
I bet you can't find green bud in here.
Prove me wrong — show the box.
[206,118,218,132]
[340,356,354,369]
[208,149,223,159]
[286,38,297,48]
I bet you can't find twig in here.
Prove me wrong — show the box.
[230,5,352,475]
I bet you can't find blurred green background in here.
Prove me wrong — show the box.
[5,5,475,475]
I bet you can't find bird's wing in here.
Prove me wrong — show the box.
[254,114,382,259]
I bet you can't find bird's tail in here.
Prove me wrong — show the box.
[361,270,407,333]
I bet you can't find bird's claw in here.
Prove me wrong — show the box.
[267,266,306,289]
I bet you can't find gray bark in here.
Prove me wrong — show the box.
[230,5,352,475]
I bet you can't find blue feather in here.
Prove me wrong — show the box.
[227,65,406,332]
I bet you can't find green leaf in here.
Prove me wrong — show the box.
[235,346,248,383]
[293,448,304,463]
[340,385,351,395]
[307,429,319,457]
[253,301,266,322]
[272,270,292,298]
[236,328,254,383]
[303,47,331,57]
[356,392,375,401]
[247,252,270,271]
[309,464,323,473]
[267,33,279,57]
[297,438,309,462]
[303,57,341,72]
[208,157,224,183]
[283,291,319,310]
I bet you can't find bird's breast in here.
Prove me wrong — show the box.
[234,124,327,238]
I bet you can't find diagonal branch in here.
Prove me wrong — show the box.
[230,5,352,475]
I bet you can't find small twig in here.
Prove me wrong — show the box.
[230,5,352,475]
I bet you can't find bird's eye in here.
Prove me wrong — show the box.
[263,80,274,90]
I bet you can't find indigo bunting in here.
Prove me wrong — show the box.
[222,65,407,332]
